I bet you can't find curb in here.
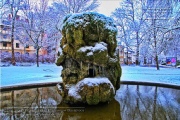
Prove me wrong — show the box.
[120,81,180,90]
[0,81,180,92]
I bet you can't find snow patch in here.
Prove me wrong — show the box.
[62,12,117,32]
[68,77,115,100]
[77,77,111,86]
[93,42,107,51]
[68,85,82,100]
[87,52,93,56]
[109,57,118,63]
[78,46,92,52]
[78,42,107,56]
[63,44,67,48]
[40,98,57,106]
[58,48,63,55]
[77,77,115,93]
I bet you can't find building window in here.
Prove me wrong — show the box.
[3,42,7,47]
[3,35,7,39]
[25,45,29,48]
[16,43,19,48]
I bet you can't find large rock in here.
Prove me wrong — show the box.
[56,12,121,105]
[57,77,115,105]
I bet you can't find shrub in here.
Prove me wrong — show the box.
[1,52,55,63]
[21,53,36,63]
[176,60,180,66]
[1,52,12,62]
[39,54,55,63]
[15,52,21,62]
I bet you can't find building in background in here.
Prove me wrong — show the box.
[118,44,125,64]
[0,22,36,55]
[0,15,50,56]
[117,43,136,65]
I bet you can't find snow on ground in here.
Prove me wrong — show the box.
[0,64,180,87]
[0,64,62,87]
[121,65,180,85]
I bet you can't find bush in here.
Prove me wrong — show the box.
[21,53,36,63]
[15,52,21,62]
[1,52,12,62]
[1,52,55,63]
[176,60,180,66]
[39,55,55,63]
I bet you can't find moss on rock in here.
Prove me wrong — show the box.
[56,55,65,66]
[56,12,121,105]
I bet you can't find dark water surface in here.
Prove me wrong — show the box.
[0,85,179,120]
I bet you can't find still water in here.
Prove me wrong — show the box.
[0,85,179,120]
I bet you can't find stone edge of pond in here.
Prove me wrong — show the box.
[120,81,180,90]
[0,81,180,92]
[0,82,61,92]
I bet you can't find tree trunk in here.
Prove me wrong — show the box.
[11,16,16,65]
[36,48,39,67]
[154,30,159,70]
[144,57,147,64]
[11,91,15,120]
[126,49,129,65]
[136,31,139,65]
[153,14,159,70]
[152,86,158,120]
[155,55,159,70]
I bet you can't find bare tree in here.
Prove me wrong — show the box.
[21,0,50,67]
[164,1,180,60]
[143,0,173,70]
[51,0,99,14]
[112,0,179,69]
[113,12,133,65]
[49,0,99,31]
[112,0,147,65]
[18,0,99,67]
[2,0,25,65]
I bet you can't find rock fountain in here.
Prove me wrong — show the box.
[56,12,121,105]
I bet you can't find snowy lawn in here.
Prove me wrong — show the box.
[1,64,180,87]
[121,65,180,85]
[0,64,62,87]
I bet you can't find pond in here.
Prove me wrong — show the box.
[0,85,179,120]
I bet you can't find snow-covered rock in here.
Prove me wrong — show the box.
[57,77,115,105]
[56,12,121,105]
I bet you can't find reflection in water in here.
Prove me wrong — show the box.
[0,85,179,120]
[0,87,62,120]
[58,99,121,120]
[115,85,180,120]
[0,86,120,120]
